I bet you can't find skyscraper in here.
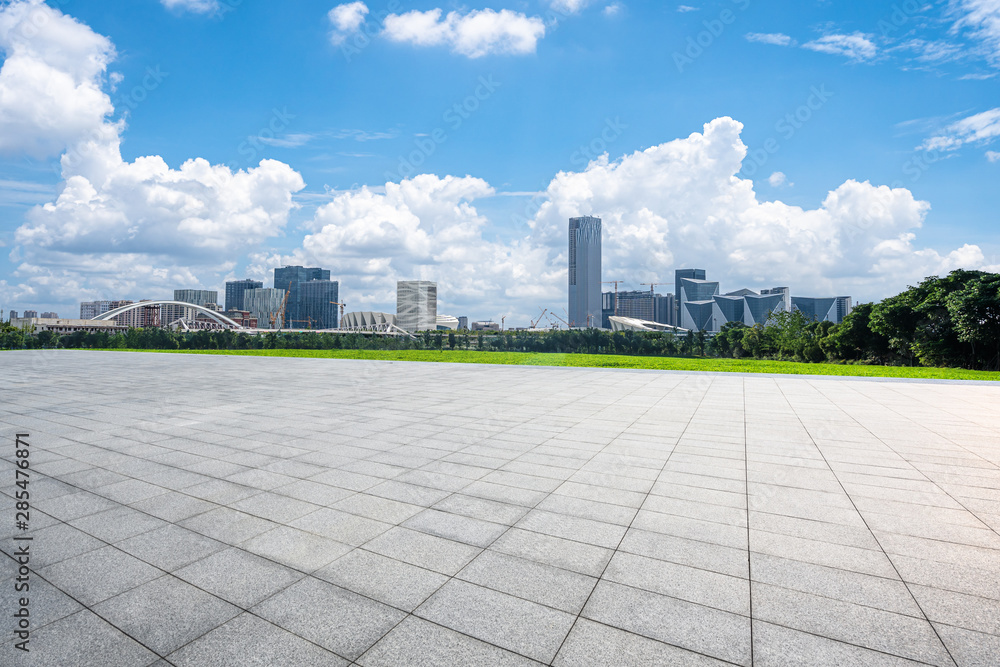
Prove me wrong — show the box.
[225,279,263,312]
[568,216,602,328]
[245,288,287,329]
[274,266,331,328]
[397,281,437,332]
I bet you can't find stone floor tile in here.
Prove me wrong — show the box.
[254,577,406,660]
[93,574,240,655]
[26,610,158,667]
[457,549,597,614]
[315,548,448,612]
[553,618,733,667]
[173,547,303,608]
[415,579,576,663]
[362,526,482,575]
[241,526,352,572]
[38,545,161,606]
[116,523,227,571]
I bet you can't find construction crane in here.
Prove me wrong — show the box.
[270,290,290,329]
[530,308,548,329]
[603,280,625,316]
[640,282,672,294]
[330,301,346,322]
[501,315,506,331]
[549,311,570,328]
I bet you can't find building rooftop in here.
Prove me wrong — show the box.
[2,351,999,665]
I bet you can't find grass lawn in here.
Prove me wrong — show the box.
[114,348,1000,381]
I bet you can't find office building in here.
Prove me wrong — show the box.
[568,216,602,327]
[7,311,17,321]
[23,310,38,319]
[397,281,437,333]
[472,321,500,331]
[274,266,331,328]
[458,316,469,330]
[654,294,676,326]
[245,288,287,329]
[792,296,853,324]
[677,273,720,331]
[602,290,674,329]
[299,279,339,329]
[225,279,263,312]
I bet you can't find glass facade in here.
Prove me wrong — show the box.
[299,280,339,329]
[225,279,263,312]
[568,216,602,328]
[274,266,331,328]
[245,288,287,329]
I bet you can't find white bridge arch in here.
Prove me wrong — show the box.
[92,301,245,330]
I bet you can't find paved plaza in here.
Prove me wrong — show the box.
[2,350,1000,666]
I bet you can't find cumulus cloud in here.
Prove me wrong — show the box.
[921,108,1000,151]
[259,117,991,320]
[745,32,795,47]
[952,0,1000,66]
[160,0,220,14]
[768,171,788,187]
[803,32,878,62]
[1,0,306,310]
[328,2,368,45]
[987,150,1000,161]
[603,4,624,17]
[382,8,546,58]
[0,0,117,158]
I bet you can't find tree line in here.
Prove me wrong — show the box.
[3,270,998,371]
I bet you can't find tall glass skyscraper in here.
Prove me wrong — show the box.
[568,216,602,328]
[225,279,263,312]
[274,266,331,328]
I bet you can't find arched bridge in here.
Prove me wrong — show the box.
[92,301,245,329]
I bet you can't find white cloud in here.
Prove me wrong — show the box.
[987,150,1000,161]
[803,32,878,62]
[328,2,368,45]
[551,0,592,14]
[768,171,787,187]
[677,5,699,12]
[952,0,1000,66]
[921,108,1000,151]
[1,0,307,310]
[265,117,989,320]
[603,3,624,17]
[258,133,315,148]
[745,32,795,47]
[382,8,546,58]
[0,0,116,158]
[160,0,220,14]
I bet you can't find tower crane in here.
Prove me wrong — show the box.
[602,280,625,316]
[530,308,548,329]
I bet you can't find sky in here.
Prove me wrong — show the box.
[0,0,998,325]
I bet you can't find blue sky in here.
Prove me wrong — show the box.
[0,0,998,323]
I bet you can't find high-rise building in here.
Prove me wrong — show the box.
[458,316,469,330]
[568,216,602,327]
[225,279,263,312]
[274,266,331,328]
[299,280,339,329]
[23,310,38,318]
[80,300,114,319]
[245,288,287,329]
[835,296,853,323]
[40,312,58,318]
[397,281,437,332]
[8,311,17,321]
[162,289,218,325]
[653,294,676,326]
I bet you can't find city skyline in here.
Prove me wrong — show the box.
[1,1,999,324]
